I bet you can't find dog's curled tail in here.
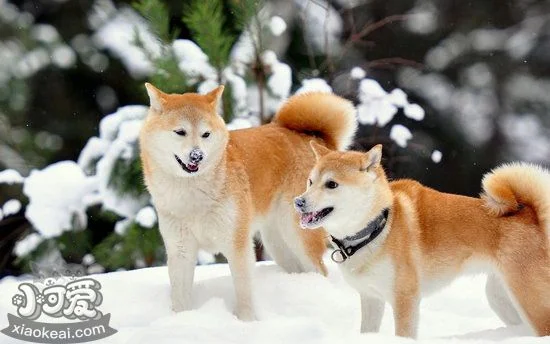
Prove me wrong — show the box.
[273,92,357,151]
[481,163,550,233]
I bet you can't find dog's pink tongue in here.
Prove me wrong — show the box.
[301,213,314,224]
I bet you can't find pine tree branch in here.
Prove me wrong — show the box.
[182,0,234,71]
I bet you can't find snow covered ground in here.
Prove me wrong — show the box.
[0,260,546,344]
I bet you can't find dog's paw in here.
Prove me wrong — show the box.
[171,306,183,313]
[171,301,188,313]
[235,308,257,322]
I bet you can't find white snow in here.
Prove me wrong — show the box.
[172,39,217,83]
[227,117,254,131]
[230,30,256,74]
[23,161,97,238]
[88,263,106,275]
[51,44,76,68]
[357,79,398,127]
[350,67,366,80]
[0,169,24,184]
[295,78,332,94]
[373,100,397,127]
[431,150,442,163]
[355,77,428,151]
[92,7,161,77]
[135,206,157,228]
[31,24,60,44]
[296,0,343,55]
[263,51,292,99]
[99,105,147,141]
[390,124,413,148]
[197,79,220,95]
[387,88,408,107]
[506,17,544,60]
[404,103,425,121]
[77,136,110,172]
[82,253,96,265]
[405,3,438,35]
[0,261,543,343]
[223,68,249,117]
[114,218,132,236]
[470,29,507,52]
[2,199,21,217]
[91,106,150,218]
[269,16,287,36]
[13,233,43,257]
[359,78,388,99]
[356,103,376,125]
[501,114,550,162]
[197,250,216,265]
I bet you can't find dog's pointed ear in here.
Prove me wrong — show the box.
[145,83,166,112]
[361,144,382,171]
[206,85,224,106]
[310,141,331,160]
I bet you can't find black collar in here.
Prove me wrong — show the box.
[330,208,390,263]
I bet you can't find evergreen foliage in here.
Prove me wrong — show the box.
[133,0,188,94]
[133,0,176,43]
[182,0,234,72]
[108,154,147,198]
[94,222,163,270]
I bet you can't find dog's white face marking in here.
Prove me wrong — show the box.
[147,116,228,178]
[297,168,379,238]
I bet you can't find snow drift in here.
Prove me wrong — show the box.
[0,260,546,344]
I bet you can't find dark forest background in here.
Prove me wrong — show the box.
[1,0,549,276]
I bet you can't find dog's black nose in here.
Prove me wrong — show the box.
[189,148,204,163]
[294,197,306,210]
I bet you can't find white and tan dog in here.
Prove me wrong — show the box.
[139,84,357,320]
[295,143,550,337]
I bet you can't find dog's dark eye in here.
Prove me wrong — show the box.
[308,179,313,186]
[174,129,187,136]
[325,180,338,189]
[202,132,211,138]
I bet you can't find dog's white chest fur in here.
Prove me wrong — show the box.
[340,256,395,302]
[148,172,237,252]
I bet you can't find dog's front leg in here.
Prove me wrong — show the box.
[393,291,420,338]
[360,294,385,333]
[159,213,198,313]
[225,229,256,321]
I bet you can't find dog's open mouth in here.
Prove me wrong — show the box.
[300,207,334,227]
[174,154,199,174]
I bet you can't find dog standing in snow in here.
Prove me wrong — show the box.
[295,142,550,337]
[139,84,357,320]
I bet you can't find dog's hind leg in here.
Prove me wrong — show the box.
[280,204,327,275]
[360,294,385,333]
[485,273,522,326]
[499,253,550,336]
[274,217,327,275]
[260,225,304,273]
[259,202,327,275]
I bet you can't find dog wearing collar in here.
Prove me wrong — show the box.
[295,142,550,337]
[139,84,357,320]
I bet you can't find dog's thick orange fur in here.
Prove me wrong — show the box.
[140,85,357,320]
[298,144,550,337]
